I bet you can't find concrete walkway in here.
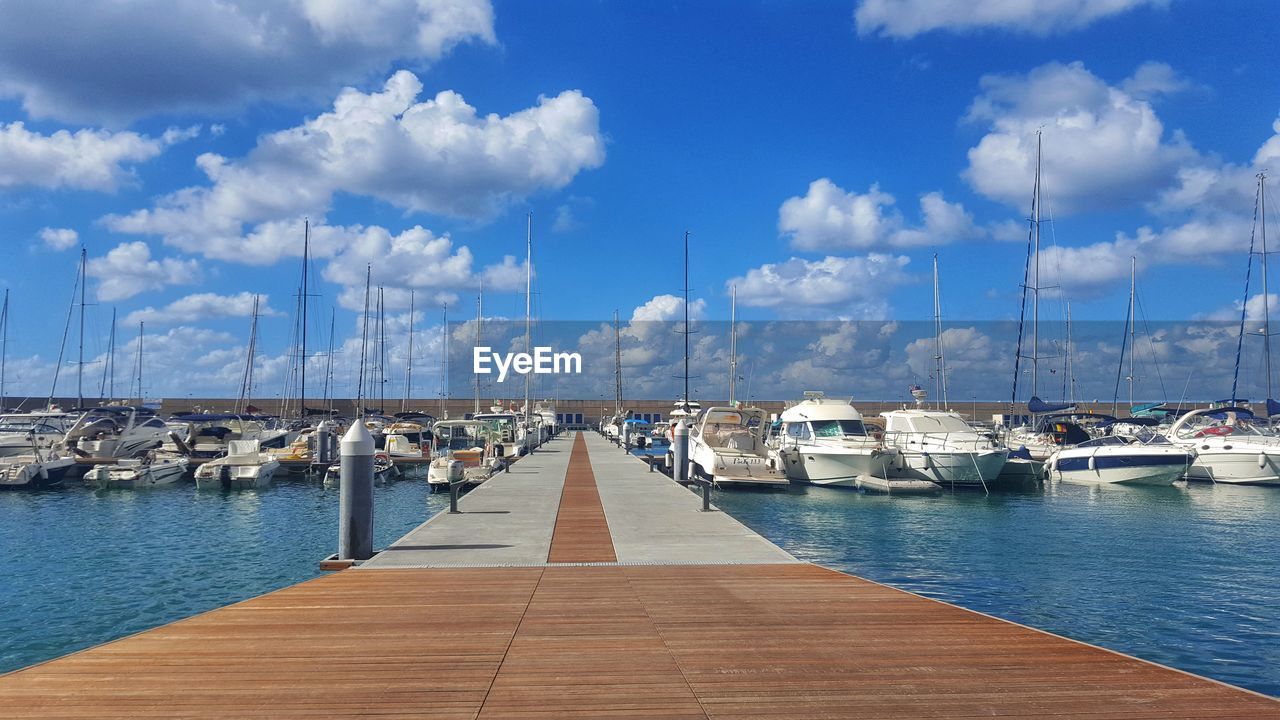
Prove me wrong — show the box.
[362,439,573,568]
[366,431,796,568]
[583,431,797,564]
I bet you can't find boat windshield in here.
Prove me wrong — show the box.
[904,414,971,433]
[811,419,867,438]
[1076,436,1127,448]
[0,418,62,433]
[1176,414,1270,439]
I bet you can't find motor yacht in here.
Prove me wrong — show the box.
[687,406,787,488]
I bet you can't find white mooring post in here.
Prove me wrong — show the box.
[673,419,689,484]
[338,421,375,561]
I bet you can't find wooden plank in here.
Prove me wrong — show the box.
[546,433,616,564]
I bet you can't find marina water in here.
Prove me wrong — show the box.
[3,466,1278,697]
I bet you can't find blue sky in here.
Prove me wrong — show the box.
[1,0,1279,402]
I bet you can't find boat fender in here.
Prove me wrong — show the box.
[1088,455,1096,472]
[1259,452,1268,469]
[1045,457,1055,474]
[921,452,931,469]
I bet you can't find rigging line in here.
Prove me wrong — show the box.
[48,256,81,406]
[1135,292,1167,402]
[1112,299,1132,416]
[1231,181,1262,400]
[1011,212,1034,404]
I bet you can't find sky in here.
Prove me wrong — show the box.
[2,0,1280,405]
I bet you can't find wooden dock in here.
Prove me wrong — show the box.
[3,432,1275,717]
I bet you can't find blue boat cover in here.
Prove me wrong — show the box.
[1027,396,1075,414]
[1267,398,1280,418]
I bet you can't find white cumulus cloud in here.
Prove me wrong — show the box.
[105,71,605,259]
[855,0,1165,38]
[963,61,1198,214]
[0,0,496,124]
[728,254,913,318]
[0,122,164,191]
[39,227,78,250]
[86,242,201,302]
[779,178,980,251]
[124,292,280,326]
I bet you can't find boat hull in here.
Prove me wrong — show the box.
[1048,450,1189,486]
[776,447,897,486]
[894,450,1008,487]
[1183,450,1280,485]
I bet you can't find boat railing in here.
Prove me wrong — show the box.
[882,430,999,453]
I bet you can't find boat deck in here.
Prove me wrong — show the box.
[2,432,1274,717]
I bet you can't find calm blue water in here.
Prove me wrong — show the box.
[0,472,449,674]
[706,480,1280,697]
[4,460,1278,698]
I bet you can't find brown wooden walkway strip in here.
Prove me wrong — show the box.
[1,563,1275,717]
[545,433,616,563]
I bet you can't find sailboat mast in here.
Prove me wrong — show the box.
[77,247,85,408]
[729,284,737,406]
[404,289,415,413]
[357,265,371,415]
[377,287,386,413]
[237,296,260,414]
[524,211,532,423]
[1031,131,1042,400]
[474,281,483,415]
[133,322,144,405]
[323,307,334,412]
[0,289,7,411]
[1261,171,1272,400]
[100,307,116,402]
[683,230,690,413]
[933,253,948,409]
[440,304,449,418]
[613,310,622,414]
[300,219,309,420]
[1129,256,1136,407]
[1065,302,1075,405]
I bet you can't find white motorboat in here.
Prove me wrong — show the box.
[1045,434,1191,486]
[474,408,527,460]
[1166,407,1280,485]
[534,400,559,439]
[195,440,282,490]
[85,452,189,489]
[0,412,75,458]
[426,420,502,491]
[60,406,168,460]
[880,408,1009,489]
[773,392,930,491]
[0,450,76,489]
[687,406,787,488]
[163,413,291,459]
[322,451,396,488]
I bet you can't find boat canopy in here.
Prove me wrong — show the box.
[1266,398,1280,418]
[1027,396,1075,414]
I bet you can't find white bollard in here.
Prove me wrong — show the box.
[673,419,689,484]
